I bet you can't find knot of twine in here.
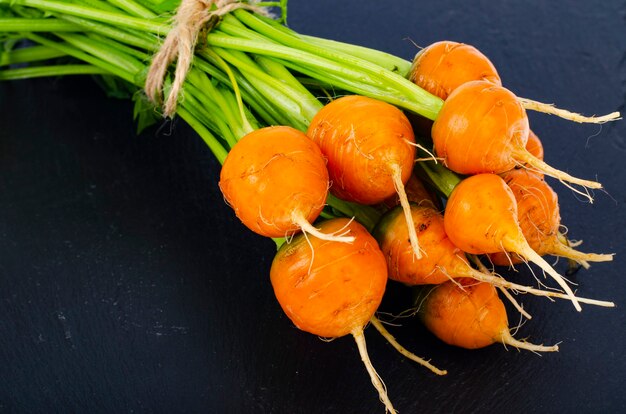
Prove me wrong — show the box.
[145,0,269,117]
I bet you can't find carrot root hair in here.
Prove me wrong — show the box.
[464,265,559,303]
[500,329,559,353]
[405,140,439,163]
[498,286,533,320]
[352,329,397,414]
[518,97,621,124]
[514,150,601,201]
[467,263,614,307]
[294,215,355,243]
[370,316,447,376]
[549,240,614,267]
[391,164,422,259]
[516,242,583,312]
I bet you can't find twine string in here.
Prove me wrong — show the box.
[145,0,268,117]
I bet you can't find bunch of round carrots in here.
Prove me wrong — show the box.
[0,1,620,412]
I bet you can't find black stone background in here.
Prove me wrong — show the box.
[1,0,625,412]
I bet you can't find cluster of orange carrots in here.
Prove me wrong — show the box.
[216,41,617,413]
[0,2,620,412]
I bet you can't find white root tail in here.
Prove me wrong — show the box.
[294,216,355,243]
[464,266,614,307]
[352,329,397,414]
[549,240,614,267]
[498,286,533,320]
[513,148,602,203]
[518,97,621,124]
[370,316,447,376]
[500,329,559,353]
[391,164,422,259]
[476,265,615,307]
[516,242,583,312]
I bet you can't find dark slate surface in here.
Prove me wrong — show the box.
[1,0,625,412]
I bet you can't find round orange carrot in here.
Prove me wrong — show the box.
[307,95,415,204]
[270,218,395,413]
[416,278,558,352]
[219,126,352,242]
[307,95,422,258]
[432,80,601,193]
[443,173,583,311]
[409,40,501,100]
[489,169,613,267]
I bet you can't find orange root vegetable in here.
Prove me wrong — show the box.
[409,40,501,100]
[219,126,353,242]
[307,95,422,258]
[372,203,608,305]
[270,218,395,413]
[410,41,620,124]
[380,174,441,211]
[416,278,559,352]
[489,169,613,267]
[431,80,602,195]
[517,97,621,124]
[443,173,583,311]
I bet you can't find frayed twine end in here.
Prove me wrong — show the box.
[145,0,271,118]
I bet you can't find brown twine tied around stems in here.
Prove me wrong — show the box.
[145,0,269,117]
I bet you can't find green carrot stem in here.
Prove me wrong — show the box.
[301,35,412,76]
[0,17,81,32]
[0,0,166,33]
[205,33,441,118]
[58,14,157,50]
[324,194,381,233]
[55,32,145,75]
[201,48,255,136]
[214,46,322,120]
[67,0,122,14]
[85,32,149,60]
[211,47,313,129]
[220,83,254,138]
[107,0,157,18]
[251,12,411,74]
[254,55,317,104]
[0,64,110,80]
[194,53,284,127]
[186,69,241,146]
[177,106,229,164]
[205,33,384,89]
[0,45,66,66]
[234,10,442,117]
[181,88,235,147]
[24,32,137,83]
[415,161,462,198]
[128,0,175,13]
[274,57,420,110]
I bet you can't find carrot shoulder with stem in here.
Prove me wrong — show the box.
[307,95,423,258]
